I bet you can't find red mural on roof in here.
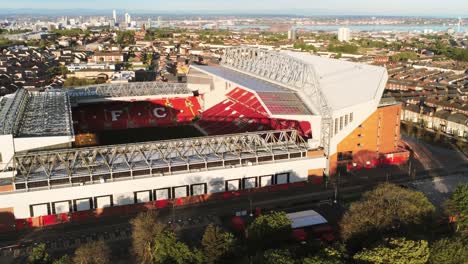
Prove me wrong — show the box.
[73,97,201,133]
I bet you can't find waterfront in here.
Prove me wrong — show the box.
[219,24,468,32]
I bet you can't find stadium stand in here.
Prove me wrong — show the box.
[73,97,201,133]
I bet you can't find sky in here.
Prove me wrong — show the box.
[0,0,467,16]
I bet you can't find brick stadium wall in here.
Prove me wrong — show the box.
[329,103,403,175]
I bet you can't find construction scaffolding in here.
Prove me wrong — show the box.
[13,130,311,190]
[67,82,191,100]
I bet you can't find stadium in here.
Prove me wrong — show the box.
[0,47,408,227]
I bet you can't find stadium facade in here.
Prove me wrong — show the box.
[0,47,408,226]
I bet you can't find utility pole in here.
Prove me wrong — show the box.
[334,171,340,204]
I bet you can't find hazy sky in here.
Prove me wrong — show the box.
[0,0,467,16]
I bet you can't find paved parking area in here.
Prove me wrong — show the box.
[409,174,468,212]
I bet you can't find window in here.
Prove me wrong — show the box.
[345,115,349,126]
[259,175,273,187]
[134,191,151,203]
[340,116,344,130]
[52,200,72,215]
[226,179,241,191]
[74,198,93,212]
[334,118,339,134]
[191,183,207,196]
[338,151,353,161]
[172,186,189,198]
[95,195,113,208]
[357,143,363,147]
[243,177,258,189]
[275,173,290,185]
[154,188,171,201]
[30,203,51,217]
[350,113,354,122]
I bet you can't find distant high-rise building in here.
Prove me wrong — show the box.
[338,27,351,42]
[113,9,117,22]
[125,13,131,25]
[157,16,162,27]
[288,28,296,40]
[458,17,462,32]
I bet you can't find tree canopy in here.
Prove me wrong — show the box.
[353,237,429,264]
[151,229,201,264]
[261,249,294,264]
[116,30,135,45]
[28,243,51,264]
[201,224,237,264]
[302,247,346,264]
[340,183,435,242]
[327,44,359,54]
[247,211,292,249]
[131,211,165,263]
[428,236,468,264]
[445,183,468,234]
[73,240,110,264]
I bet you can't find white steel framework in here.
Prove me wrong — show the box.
[0,89,73,137]
[67,82,191,99]
[13,130,310,190]
[0,89,28,135]
[221,47,333,157]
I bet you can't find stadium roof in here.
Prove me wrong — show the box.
[192,65,312,116]
[0,89,27,135]
[12,130,310,189]
[0,89,73,137]
[283,52,388,110]
[17,91,73,137]
[67,82,192,100]
[192,65,289,93]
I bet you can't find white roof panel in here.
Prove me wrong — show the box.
[283,52,388,110]
[287,210,328,228]
[191,65,288,93]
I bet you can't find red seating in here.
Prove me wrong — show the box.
[73,96,202,133]
[198,87,312,138]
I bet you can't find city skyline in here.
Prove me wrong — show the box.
[0,0,467,17]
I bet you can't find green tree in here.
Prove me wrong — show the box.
[353,238,429,264]
[73,240,110,264]
[52,255,73,264]
[47,65,68,77]
[327,44,359,54]
[340,183,435,242]
[201,224,237,264]
[293,42,317,52]
[152,230,199,264]
[390,52,418,62]
[116,30,135,45]
[131,211,165,263]
[262,249,294,264]
[429,237,468,264]
[302,247,346,264]
[247,211,292,249]
[445,183,468,234]
[28,243,51,264]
